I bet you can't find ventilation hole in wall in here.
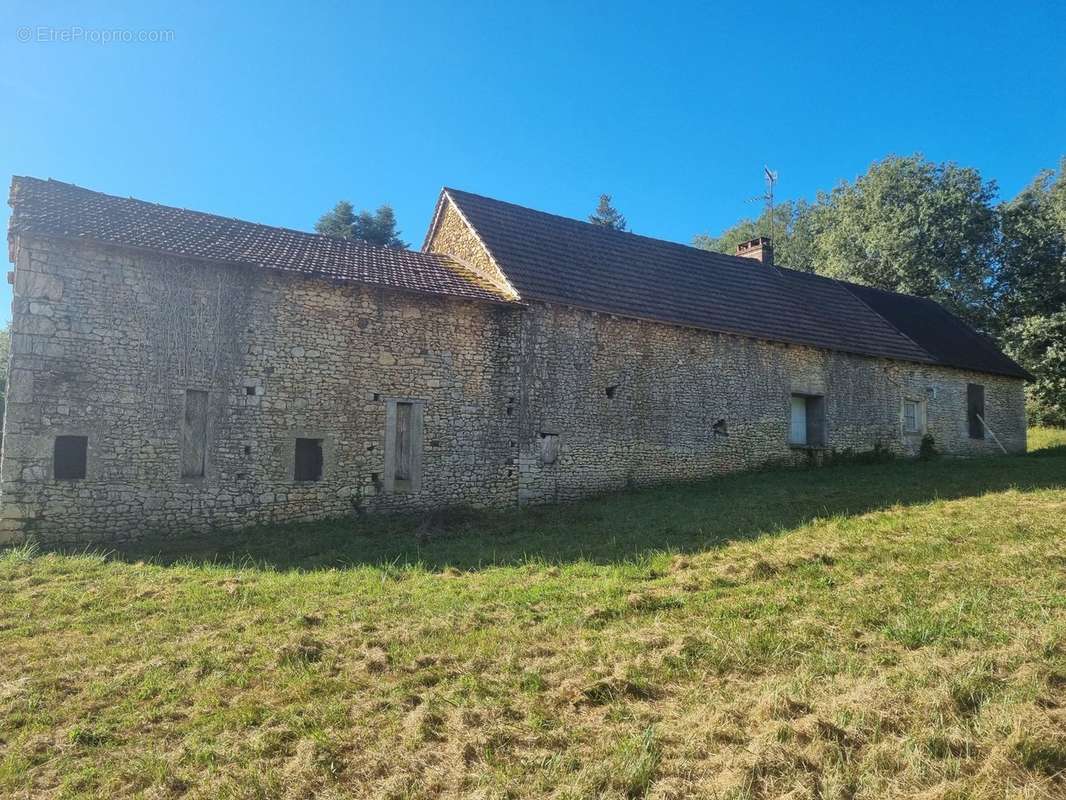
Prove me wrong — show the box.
[243,445,252,456]
[507,469,514,477]
[372,393,380,401]
[371,472,380,483]
[509,440,516,448]
[236,472,247,480]
[367,444,375,451]
[690,347,697,354]
[245,386,256,396]
[430,440,440,447]
[605,385,618,399]
[713,418,729,437]
[506,406,513,416]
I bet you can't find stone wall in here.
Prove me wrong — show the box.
[512,303,1026,503]
[1,236,520,544]
[0,231,1027,545]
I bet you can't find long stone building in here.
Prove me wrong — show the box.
[1,177,1031,543]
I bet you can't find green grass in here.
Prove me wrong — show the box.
[1029,424,1066,454]
[2,438,1066,798]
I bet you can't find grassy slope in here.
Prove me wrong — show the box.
[1,432,1065,799]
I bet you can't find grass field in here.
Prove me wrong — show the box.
[2,429,1065,798]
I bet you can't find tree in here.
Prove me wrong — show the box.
[315,201,408,248]
[588,194,627,231]
[1006,313,1066,426]
[814,155,1000,328]
[693,199,821,272]
[998,159,1066,424]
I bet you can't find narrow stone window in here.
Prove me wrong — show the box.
[181,389,209,478]
[605,385,618,399]
[54,435,87,480]
[384,399,424,494]
[967,383,985,439]
[245,386,256,396]
[294,438,323,481]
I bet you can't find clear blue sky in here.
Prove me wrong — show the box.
[2,1,1064,324]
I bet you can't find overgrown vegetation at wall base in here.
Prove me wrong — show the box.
[2,439,1065,798]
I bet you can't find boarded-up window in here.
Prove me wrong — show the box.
[294,438,323,481]
[181,390,208,478]
[54,435,87,480]
[384,399,423,494]
[967,383,985,439]
[539,432,559,465]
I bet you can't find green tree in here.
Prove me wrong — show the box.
[314,201,356,239]
[814,155,1000,328]
[315,201,407,248]
[588,194,627,231]
[999,159,1066,424]
[693,199,821,272]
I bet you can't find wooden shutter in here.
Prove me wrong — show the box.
[395,402,413,482]
[790,396,807,445]
[294,438,323,481]
[384,400,423,494]
[181,390,208,478]
[967,383,985,439]
[54,436,88,480]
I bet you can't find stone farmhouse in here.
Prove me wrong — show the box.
[1,177,1031,543]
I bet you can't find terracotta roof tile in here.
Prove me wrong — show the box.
[8,177,515,305]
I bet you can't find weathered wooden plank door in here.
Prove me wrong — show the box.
[181,389,208,477]
[395,402,413,482]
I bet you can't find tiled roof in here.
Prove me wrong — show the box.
[7,177,514,305]
[844,283,1033,381]
[442,188,1031,379]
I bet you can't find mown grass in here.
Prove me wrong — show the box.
[1,436,1065,798]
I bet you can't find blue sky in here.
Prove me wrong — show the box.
[2,1,1064,324]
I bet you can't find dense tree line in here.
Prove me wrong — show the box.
[695,155,1066,425]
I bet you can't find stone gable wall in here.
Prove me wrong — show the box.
[1,236,520,544]
[425,198,516,298]
[0,233,1026,544]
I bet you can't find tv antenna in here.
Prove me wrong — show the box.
[763,166,778,245]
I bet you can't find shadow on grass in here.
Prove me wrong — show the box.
[75,451,1066,572]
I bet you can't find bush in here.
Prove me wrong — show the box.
[919,434,940,461]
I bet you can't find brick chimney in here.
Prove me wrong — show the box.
[736,236,773,266]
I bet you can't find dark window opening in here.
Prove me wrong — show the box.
[967,383,985,439]
[294,438,323,481]
[605,385,618,399]
[712,418,729,437]
[181,390,209,478]
[245,386,256,396]
[54,435,87,480]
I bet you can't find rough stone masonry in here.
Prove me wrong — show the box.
[0,178,1029,544]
